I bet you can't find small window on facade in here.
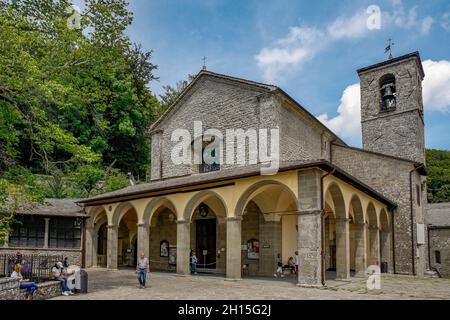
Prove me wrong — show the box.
[435,251,441,264]
[416,184,421,206]
[380,74,396,111]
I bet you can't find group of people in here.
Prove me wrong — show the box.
[274,251,299,278]
[10,252,74,300]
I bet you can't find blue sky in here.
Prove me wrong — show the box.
[122,0,450,149]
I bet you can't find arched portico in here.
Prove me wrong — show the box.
[325,182,350,280]
[107,202,138,269]
[82,167,393,286]
[143,198,177,271]
[234,180,298,279]
[178,190,228,276]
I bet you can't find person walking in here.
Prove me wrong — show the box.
[136,252,150,288]
[190,250,198,275]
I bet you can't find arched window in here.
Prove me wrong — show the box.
[191,136,220,174]
[200,137,220,173]
[379,74,396,111]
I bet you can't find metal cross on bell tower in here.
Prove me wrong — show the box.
[202,56,207,70]
[384,38,395,60]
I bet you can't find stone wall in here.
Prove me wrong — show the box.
[429,228,450,278]
[331,144,426,275]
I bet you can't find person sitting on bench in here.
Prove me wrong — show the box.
[11,264,47,300]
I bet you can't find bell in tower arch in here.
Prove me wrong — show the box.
[381,82,396,110]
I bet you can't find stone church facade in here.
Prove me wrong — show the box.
[79,51,428,286]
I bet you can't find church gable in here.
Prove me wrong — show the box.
[150,71,275,133]
[150,70,342,180]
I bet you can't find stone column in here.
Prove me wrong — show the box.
[226,216,242,280]
[107,225,118,269]
[259,219,282,276]
[354,223,367,277]
[297,210,323,286]
[297,169,323,287]
[43,218,50,249]
[368,226,380,267]
[137,223,150,259]
[84,225,95,268]
[176,220,190,276]
[380,231,392,272]
[335,218,350,280]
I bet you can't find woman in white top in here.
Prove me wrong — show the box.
[11,264,47,300]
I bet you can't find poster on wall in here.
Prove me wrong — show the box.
[247,239,259,260]
[160,240,169,257]
[169,245,177,265]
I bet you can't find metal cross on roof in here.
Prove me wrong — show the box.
[202,56,207,70]
[385,38,395,60]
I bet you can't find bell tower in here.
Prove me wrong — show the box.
[357,52,426,164]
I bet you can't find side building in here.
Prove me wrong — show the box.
[0,199,88,268]
[426,203,450,278]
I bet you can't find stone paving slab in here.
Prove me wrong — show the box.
[51,269,450,300]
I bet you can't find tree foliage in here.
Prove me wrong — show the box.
[0,0,160,239]
[426,149,450,203]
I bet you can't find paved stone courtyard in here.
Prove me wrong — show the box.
[50,268,450,300]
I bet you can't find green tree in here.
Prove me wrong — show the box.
[0,0,159,236]
[426,149,450,203]
[0,0,159,177]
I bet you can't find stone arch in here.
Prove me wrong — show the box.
[143,197,178,226]
[235,180,298,218]
[366,202,378,227]
[112,202,138,226]
[379,208,389,232]
[87,206,106,227]
[325,182,346,219]
[183,190,228,222]
[349,194,364,224]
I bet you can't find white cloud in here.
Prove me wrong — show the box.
[423,59,450,112]
[316,59,450,146]
[327,9,371,40]
[317,84,361,146]
[255,1,436,82]
[255,27,325,82]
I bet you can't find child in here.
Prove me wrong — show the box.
[190,250,198,275]
[274,253,284,278]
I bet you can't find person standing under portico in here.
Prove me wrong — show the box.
[136,252,150,288]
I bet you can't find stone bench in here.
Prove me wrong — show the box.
[21,280,62,300]
[0,277,61,300]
